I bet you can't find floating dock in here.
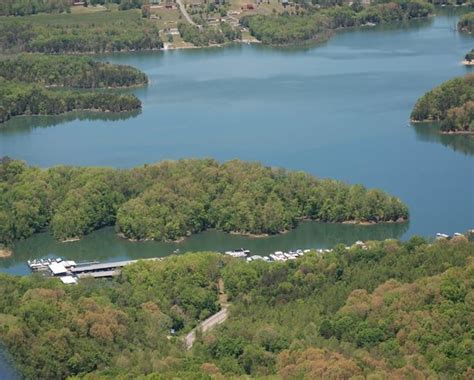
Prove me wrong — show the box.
[28,257,162,284]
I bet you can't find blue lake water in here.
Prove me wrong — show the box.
[0,11,474,377]
[0,12,473,274]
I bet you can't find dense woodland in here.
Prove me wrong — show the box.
[411,73,474,133]
[241,0,434,45]
[458,11,474,34]
[0,54,148,88]
[178,22,242,47]
[0,158,408,245]
[0,53,146,123]
[0,0,70,16]
[465,48,474,62]
[0,10,163,53]
[0,238,471,378]
[0,79,141,124]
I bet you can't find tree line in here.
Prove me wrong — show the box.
[0,0,70,16]
[0,54,148,88]
[458,11,474,34]
[0,158,409,246]
[0,237,471,378]
[0,0,153,17]
[0,79,141,124]
[465,49,474,62]
[240,0,434,45]
[178,22,242,47]
[411,73,474,133]
[0,53,146,124]
[0,10,163,54]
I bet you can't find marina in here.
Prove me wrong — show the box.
[24,231,470,284]
[27,256,162,284]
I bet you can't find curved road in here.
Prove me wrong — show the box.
[185,306,228,349]
[176,0,199,27]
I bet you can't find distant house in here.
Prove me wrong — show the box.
[164,0,176,8]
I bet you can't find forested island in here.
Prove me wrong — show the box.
[0,158,409,246]
[0,54,146,123]
[458,11,474,34]
[0,237,471,378]
[241,0,434,46]
[411,73,474,133]
[0,54,147,88]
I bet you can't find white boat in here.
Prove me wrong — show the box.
[436,233,449,239]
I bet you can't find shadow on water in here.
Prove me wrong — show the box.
[0,110,141,136]
[412,122,474,156]
[2,221,409,275]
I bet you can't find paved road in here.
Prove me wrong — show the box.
[184,306,228,349]
[176,0,198,27]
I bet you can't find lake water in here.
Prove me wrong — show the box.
[0,12,473,276]
[0,11,473,378]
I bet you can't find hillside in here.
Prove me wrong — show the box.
[0,238,471,379]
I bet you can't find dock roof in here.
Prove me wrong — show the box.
[49,262,68,275]
[77,270,120,278]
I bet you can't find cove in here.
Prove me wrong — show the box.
[0,11,473,270]
[2,222,409,276]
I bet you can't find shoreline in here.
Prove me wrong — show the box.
[441,130,474,135]
[0,248,12,258]
[0,106,142,125]
[410,120,474,135]
[110,218,409,244]
[20,217,411,249]
[61,237,81,243]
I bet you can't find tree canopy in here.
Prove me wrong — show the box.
[0,0,70,16]
[0,10,163,54]
[240,1,433,45]
[0,78,141,124]
[458,11,474,34]
[0,238,472,379]
[0,54,147,88]
[411,74,474,133]
[0,158,409,245]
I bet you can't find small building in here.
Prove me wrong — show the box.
[60,276,78,285]
[49,261,68,276]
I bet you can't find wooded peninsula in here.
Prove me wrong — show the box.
[0,54,146,123]
[0,237,471,379]
[458,11,474,34]
[0,158,409,247]
[241,0,434,46]
[411,73,474,134]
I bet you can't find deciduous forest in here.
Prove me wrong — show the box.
[0,238,471,379]
[0,158,409,246]
[411,73,474,133]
